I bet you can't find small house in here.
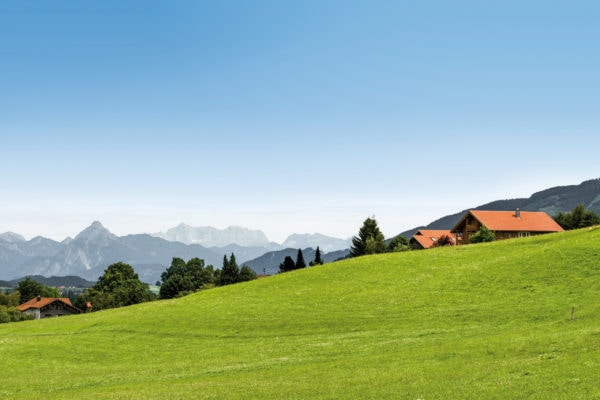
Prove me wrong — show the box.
[18,296,82,319]
[451,209,564,245]
[410,229,457,249]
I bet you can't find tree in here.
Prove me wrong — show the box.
[554,204,600,230]
[469,226,495,244]
[238,265,257,282]
[83,262,155,310]
[159,257,214,299]
[295,248,306,269]
[309,246,324,266]
[387,235,410,252]
[350,217,387,257]
[219,253,239,286]
[279,256,296,273]
[16,277,61,304]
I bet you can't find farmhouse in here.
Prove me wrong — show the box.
[18,296,82,319]
[451,209,564,245]
[410,230,456,249]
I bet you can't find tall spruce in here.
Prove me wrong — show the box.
[219,253,239,285]
[295,248,306,269]
[310,246,323,266]
[350,216,387,257]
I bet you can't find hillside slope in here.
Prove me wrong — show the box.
[1,228,600,399]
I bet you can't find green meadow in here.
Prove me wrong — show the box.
[1,227,600,399]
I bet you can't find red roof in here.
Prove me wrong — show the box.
[411,230,456,249]
[17,297,74,312]
[462,210,564,232]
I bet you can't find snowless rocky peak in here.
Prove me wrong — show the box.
[0,232,26,243]
[75,221,117,243]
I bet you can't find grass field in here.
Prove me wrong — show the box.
[1,227,600,399]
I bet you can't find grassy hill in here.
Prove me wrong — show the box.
[1,227,600,399]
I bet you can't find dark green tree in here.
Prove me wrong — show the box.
[554,204,600,230]
[279,256,296,273]
[309,246,324,266]
[387,235,411,252]
[350,217,387,257]
[219,253,239,285]
[159,257,214,299]
[295,248,306,269]
[238,265,257,282]
[16,277,61,304]
[83,262,155,310]
[469,226,496,244]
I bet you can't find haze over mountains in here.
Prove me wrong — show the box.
[1,178,599,285]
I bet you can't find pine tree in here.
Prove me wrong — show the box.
[279,256,296,273]
[350,216,387,257]
[219,253,239,285]
[295,248,306,269]
[310,246,323,266]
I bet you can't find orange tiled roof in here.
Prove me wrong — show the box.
[17,297,74,312]
[411,229,456,249]
[468,210,564,232]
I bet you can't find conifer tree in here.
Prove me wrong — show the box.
[295,248,306,269]
[279,256,296,273]
[310,246,324,266]
[350,216,387,257]
[219,253,239,285]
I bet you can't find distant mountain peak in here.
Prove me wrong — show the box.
[0,232,26,243]
[153,224,271,247]
[75,221,117,242]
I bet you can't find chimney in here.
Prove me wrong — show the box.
[515,208,521,219]
[36,295,41,302]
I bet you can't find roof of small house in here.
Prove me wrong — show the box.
[17,297,75,312]
[452,210,564,233]
[410,229,456,249]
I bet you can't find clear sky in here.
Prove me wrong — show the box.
[1,0,599,243]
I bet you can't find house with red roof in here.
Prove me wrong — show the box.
[18,296,82,319]
[451,209,564,245]
[410,229,457,249]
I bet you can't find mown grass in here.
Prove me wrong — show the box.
[1,227,600,399]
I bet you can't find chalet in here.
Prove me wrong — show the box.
[451,209,564,245]
[18,296,82,319]
[410,230,457,249]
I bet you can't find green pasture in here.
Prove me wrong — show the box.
[1,227,600,399]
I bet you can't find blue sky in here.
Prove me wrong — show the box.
[1,1,599,242]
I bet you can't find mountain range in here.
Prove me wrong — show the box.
[1,177,599,285]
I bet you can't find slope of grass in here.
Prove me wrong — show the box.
[1,227,600,399]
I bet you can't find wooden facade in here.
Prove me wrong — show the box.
[451,209,564,245]
[18,297,82,319]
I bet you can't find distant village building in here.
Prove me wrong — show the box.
[18,296,82,319]
[451,209,564,245]
[409,230,457,249]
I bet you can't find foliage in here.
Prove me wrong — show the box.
[83,262,155,311]
[219,253,240,286]
[309,246,324,266]
[0,292,24,324]
[469,225,496,243]
[387,235,411,252]
[238,265,257,282]
[1,228,599,399]
[295,248,306,270]
[15,277,61,304]
[350,217,387,257]
[431,234,454,247]
[159,257,214,299]
[279,256,296,273]
[554,203,600,230]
